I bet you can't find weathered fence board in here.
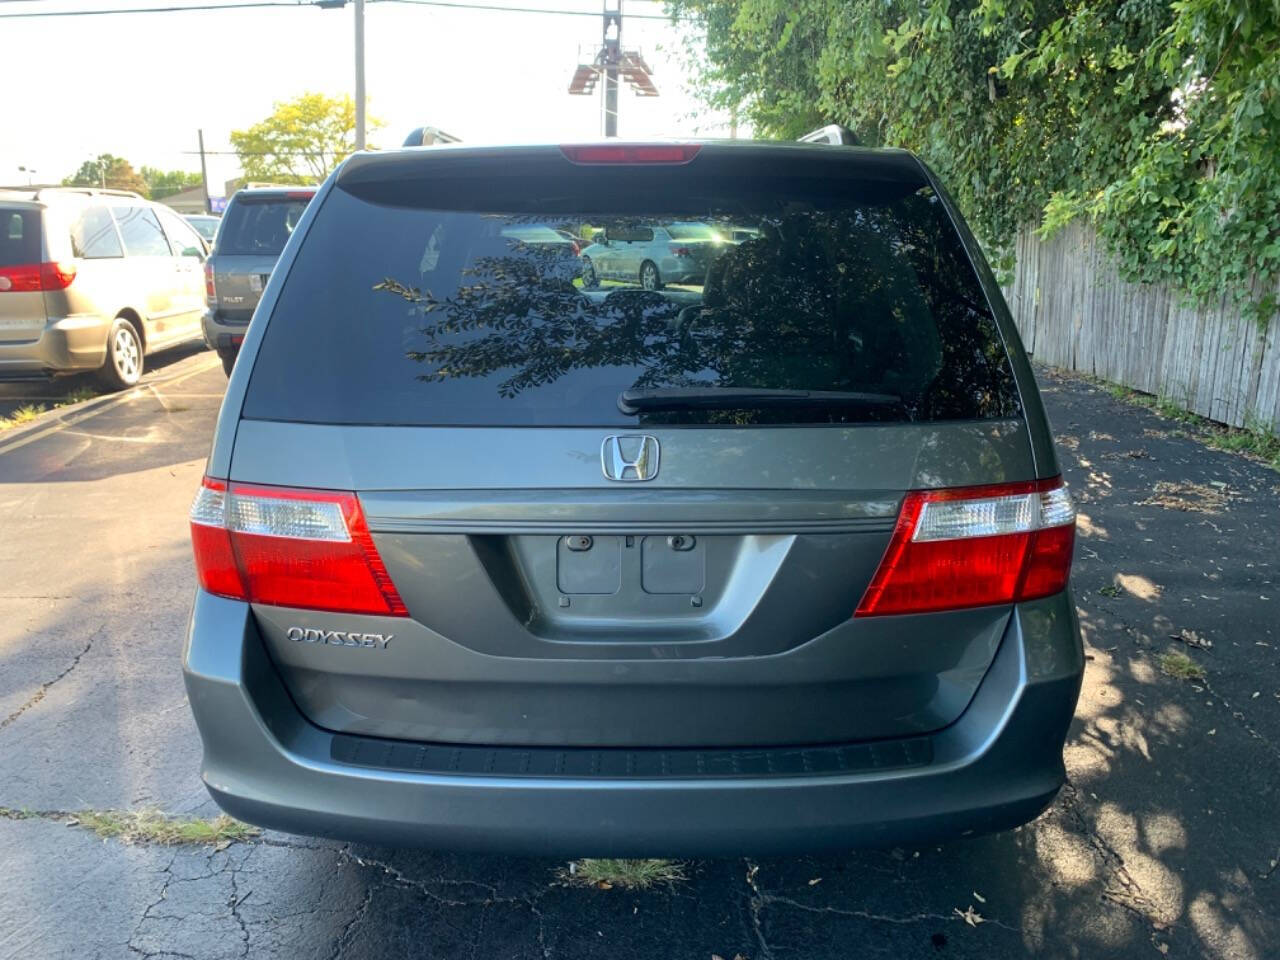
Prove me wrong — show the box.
[1002,223,1280,431]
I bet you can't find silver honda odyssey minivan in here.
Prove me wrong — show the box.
[184,138,1082,855]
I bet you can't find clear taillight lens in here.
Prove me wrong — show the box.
[189,477,407,617]
[855,478,1076,617]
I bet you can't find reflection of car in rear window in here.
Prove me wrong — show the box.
[666,222,720,241]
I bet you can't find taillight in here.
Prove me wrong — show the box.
[560,144,701,164]
[855,478,1076,617]
[0,261,76,292]
[189,477,408,617]
[204,262,216,300]
[669,245,692,257]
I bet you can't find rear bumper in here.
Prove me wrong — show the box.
[184,590,1082,855]
[0,315,108,375]
[201,308,249,353]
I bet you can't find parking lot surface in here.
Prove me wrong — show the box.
[0,362,1276,960]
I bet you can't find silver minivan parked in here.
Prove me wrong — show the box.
[0,188,209,389]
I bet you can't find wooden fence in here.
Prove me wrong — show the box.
[1002,222,1280,431]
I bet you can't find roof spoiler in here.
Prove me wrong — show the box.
[403,126,463,148]
[797,124,859,146]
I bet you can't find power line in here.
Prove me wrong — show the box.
[0,0,691,20]
[376,0,686,21]
[0,1,315,17]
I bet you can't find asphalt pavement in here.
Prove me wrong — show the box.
[0,358,1276,960]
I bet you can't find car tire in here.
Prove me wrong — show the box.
[582,258,599,289]
[98,317,143,390]
[640,260,662,291]
[219,350,237,377]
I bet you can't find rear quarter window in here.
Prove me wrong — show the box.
[243,161,1020,428]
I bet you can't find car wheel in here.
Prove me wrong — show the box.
[582,258,599,289]
[219,350,237,377]
[98,317,143,390]
[640,260,662,291]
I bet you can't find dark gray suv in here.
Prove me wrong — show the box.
[184,139,1082,855]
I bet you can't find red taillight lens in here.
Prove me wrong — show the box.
[670,245,692,257]
[189,477,408,617]
[0,261,76,292]
[855,478,1076,617]
[560,144,701,164]
[204,262,216,299]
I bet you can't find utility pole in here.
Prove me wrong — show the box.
[197,129,211,215]
[602,0,619,137]
[567,1,658,136]
[354,0,366,150]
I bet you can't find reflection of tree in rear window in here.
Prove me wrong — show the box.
[243,185,1020,428]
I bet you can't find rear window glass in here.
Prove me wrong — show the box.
[217,196,310,256]
[1,209,40,267]
[243,174,1020,427]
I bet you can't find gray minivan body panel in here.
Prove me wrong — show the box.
[227,419,1034,491]
[251,599,1008,746]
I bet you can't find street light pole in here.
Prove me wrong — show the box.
[354,0,366,151]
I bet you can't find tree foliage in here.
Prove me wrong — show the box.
[668,0,1280,320]
[140,167,202,199]
[62,154,150,196]
[230,92,381,185]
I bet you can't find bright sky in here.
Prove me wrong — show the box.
[0,0,732,197]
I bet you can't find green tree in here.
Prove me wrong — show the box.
[230,92,381,185]
[140,167,203,200]
[668,0,1280,321]
[62,154,150,196]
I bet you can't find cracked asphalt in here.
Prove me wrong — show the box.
[0,354,1277,959]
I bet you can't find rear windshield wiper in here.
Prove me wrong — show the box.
[617,386,903,415]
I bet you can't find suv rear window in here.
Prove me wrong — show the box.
[1,208,41,266]
[243,168,1020,427]
[216,195,310,257]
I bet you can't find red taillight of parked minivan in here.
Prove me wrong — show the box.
[189,477,408,616]
[0,261,76,292]
[855,478,1076,617]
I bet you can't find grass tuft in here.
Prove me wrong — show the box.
[0,806,259,846]
[563,858,687,890]
[1159,651,1205,681]
[0,404,46,431]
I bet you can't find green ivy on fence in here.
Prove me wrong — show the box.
[669,0,1280,323]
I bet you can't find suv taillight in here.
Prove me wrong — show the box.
[855,478,1076,617]
[204,262,216,300]
[0,261,76,292]
[189,477,408,616]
